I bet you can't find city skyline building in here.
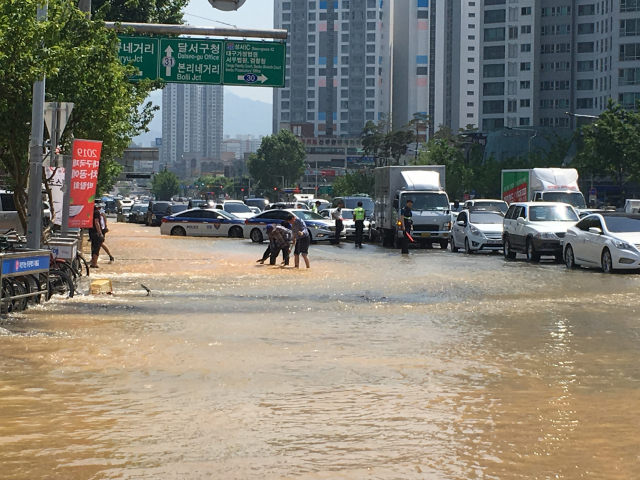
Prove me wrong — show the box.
[160,84,224,166]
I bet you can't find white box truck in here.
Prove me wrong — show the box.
[373,166,451,248]
[501,168,586,210]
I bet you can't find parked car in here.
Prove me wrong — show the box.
[248,206,261,214]
[117,206,132,223]
[332,196,374,218]
[128,204,148,224]
[165,203,189,216]
[212,201,255,219]
[146,201,172,226]
[503,202,579,261]
[160,208,245,238]
[243,209,342,243]
[320,208,371,240]
[451,208,504,254]
[188,199,210,209]
[563,212,640,273]
[244,198,269,211]
[463,199,508,214]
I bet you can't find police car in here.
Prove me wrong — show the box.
[243,209,340,243]
[160,208,246,238]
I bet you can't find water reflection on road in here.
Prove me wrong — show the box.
[1,223,639,479]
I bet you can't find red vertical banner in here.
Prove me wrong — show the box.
[68,139,102,228]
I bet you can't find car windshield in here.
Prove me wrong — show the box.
[603,215,640,232]
[344,198,374,211]
[474,201,508,213]
[171,205,188,213]
[191,200,206,206]
[529,205,578,222]
[152,202,171,212]
[403,193,449,211]
[293,210,326,221]
[224,203,252,213]
[541,192,586,209]
[470,212,504,224]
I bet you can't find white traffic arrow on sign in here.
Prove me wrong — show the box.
[162,46,176,76]
[258,74,268,83]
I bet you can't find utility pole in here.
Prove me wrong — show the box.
[26,3,48,249]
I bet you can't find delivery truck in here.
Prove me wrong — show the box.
[373,166,451,249]
[501,168,586,209]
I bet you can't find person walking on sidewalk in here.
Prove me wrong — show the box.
[99,206,115,262]
[353,201,366,249]
[287,213,311,269]
[89,205,104,268]
[331,200,344,244]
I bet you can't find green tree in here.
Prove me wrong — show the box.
[151,168,180,200]
[332,171,375,197]
[247,130,306,190]
[92,0,188,23]
[361,118,416,167]
[0,0,157,228]
[195,175,234,196]
[574,101,640,199]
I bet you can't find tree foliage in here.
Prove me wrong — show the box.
[195,175,234,196]
[247,130,306,190]
[332,170,375,197]
[574,101,640,195]
[0,0,157,228]
[92,0,188,24]
[361,119,415,167]
[151,168,180,200]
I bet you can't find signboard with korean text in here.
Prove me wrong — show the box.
[69,139,102,229]
[46,167,65,226]
[2,255,50,276]
[222,40,286,87]
[116,36,285,87]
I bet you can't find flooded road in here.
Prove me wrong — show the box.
[1,222,640,479]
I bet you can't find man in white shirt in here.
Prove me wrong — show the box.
[331,201,344,244]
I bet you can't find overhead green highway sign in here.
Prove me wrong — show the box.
[117,36,285,88]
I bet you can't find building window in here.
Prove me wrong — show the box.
[521,43,531,52]
[467,113,475,118]
[520,62,531,71]
[366,78,375,86]
[309,23,316,32]
[469,12,476,17]
[366,89,375,98]
[367,33,376,41]
[520,80,531,89]
[484,63,505,77]
[520,99,530,107]
[341,101,349,109]
[621,19,640,36]
[484,27,506,42]
[484,9,506,24]
[281,112,290,121]
[341,68,349,75]
[309,1,316,9]
[620,0,638,12]
[577,98,595,109]
[418,10,429,18]
[281,101,290,110]
[282,2,291,10]
[469,24,476,28]
[367,21,376,30]
[521,6,531,15]
[484,82,505,95]
[467,101,475,106]
[577,79,594,90]
[468,68,475,73]
[308,35,316,43]
[507,99,517,112]
[619,92,640,108]
[577,60,594,71]
[467,91,475,95]
[483,100,505,114]
[521,25,532,34]
[366,67,376,75]
[417,67,429,75]
[468,57,475,62]
[342,34,349,42]
[619,43,640,60]
[307,101,315,110]
[484,45,505,59]
[508,26,518,39]
[619,67,640,85]
[578,23,595,34]
[308,90,315,98]
[519,117,530,126]
[468,35,475,40]
[468,79,475,84]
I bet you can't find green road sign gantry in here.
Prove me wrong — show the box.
[117,36,285,88]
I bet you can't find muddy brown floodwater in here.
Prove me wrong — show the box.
[1,222,640,479]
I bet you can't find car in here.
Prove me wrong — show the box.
[146,201,172,226]
[451,208,504,254]
[128,204,148,223]
[332,196,374,218]
[244,198,269,211]
[563,213,640,273]
[188,199,211,209]
[243,209,342,243]
[248,206,261,215]
[212,201,255,219]
[464,199,508,215]
[165,203,189,216]
[117,206,131,223]
[503,202,579,261]
[320,208,371,239]
[160,208,246,238]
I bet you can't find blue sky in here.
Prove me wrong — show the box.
[184,0,275,103]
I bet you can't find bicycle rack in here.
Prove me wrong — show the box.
[0,250,51,305]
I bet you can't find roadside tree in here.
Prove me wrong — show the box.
[92,0,188,23]
[332,171,375,197]
[247,130,306,191]
[151,168,180,200]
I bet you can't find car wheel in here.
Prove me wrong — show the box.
[229,226,243,238]
[564,244,577,269]
[451,236,459,252]
[250,228,263,243]
[526,239,540,262]
[503,237,516,259]
[171,226,186,236]
[440,240,449,249]
[464,237,473,254]
[601,248,614,274]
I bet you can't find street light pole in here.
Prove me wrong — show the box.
[506,127,537,160]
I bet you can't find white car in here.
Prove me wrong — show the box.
[503,202,579,261]
[243,209,341,243]
[451,208,504,253]
[212,201,255,220]
[320,208,371,239]
[563,213,640,273]
[464,199,508,215]
[160,208,246,238]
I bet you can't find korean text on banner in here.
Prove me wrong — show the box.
[69,139,102,228]
[47,167,65,226]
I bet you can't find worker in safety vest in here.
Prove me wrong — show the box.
[353,201,366,249]
[312,200,321,214]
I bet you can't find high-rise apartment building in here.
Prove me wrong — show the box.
[479,0,640,132]
[273,0,392,138]
[161,84,224,165]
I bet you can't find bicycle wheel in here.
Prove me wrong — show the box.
[57,260,79,287]
[73,253,90,277]
[48,270,75,299]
